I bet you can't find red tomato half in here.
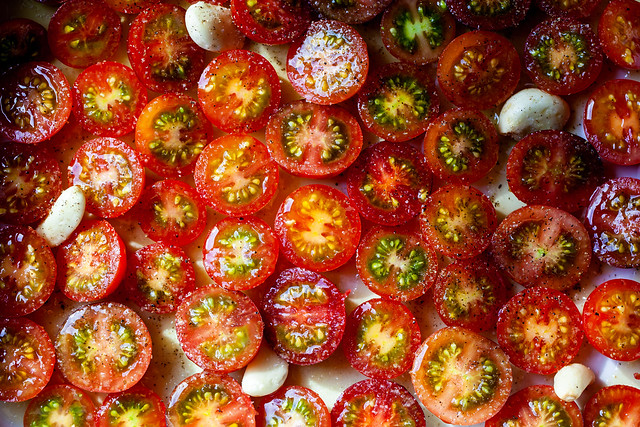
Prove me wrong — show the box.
[257,386,330,427]
[583,385,640,427]
[447,0,530,30]
[230,0,311,45]
[308,0,393,24]
[96,386,167,427]
[0,18,49,70]
[103,0,154,13]
[598,0,640,70]
[24,384,95,427]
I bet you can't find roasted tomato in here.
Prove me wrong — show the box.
[0,61,71,144]
[582,279,640,361]
[264,100,363,178]
[96,385,167,427]
[524,17,603,96]
[274,184,361,272]
[585,178,640,268]
[410,326,512,425]
[347,141,432,226]
[257,386,330,427]
[230,0,311,45]
[583,384,640,427]
[598,0,640,70]
[536,0,600,18]
[491,205,592,290]
[24,383,96,427]
[447,0,530,30]
[287,20,369,105]
[262,268,346,365]
[437,30,520,110]
[0,18,49,70]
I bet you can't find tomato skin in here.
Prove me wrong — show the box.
[230,0,311,45]
[257,386,330,427]
[23,383,96,427]
[447,0,530,30]
[103,0,154,13]
[0,18,49,71]
[598,0,640,70]
[536,0,600,18]
[308,0,394,24]
[583,385,640,427]
[96,385,167,427]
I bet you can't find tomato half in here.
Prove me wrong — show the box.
[96,385,167,427]
[262,268,346,365]
[598,0,640,70]
[230,0,311,45]
[24,383,96,427]
[536,0,600,18]
[410,326,512,425]
[0,18,49,70]
[583,385,640,427]
[447,0,530,30]
[307,0,393,24]
[103,0,154,13]
[257,385,330,427]
[583,279,640,361]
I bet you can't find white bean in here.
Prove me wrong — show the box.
[498,88,570,140]
[35,186,85,247]
[185,2,245,53]
[553,363,595,402]
[242,345,289,397]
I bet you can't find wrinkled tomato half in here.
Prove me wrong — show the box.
[447,0,530,30]
[0,18,49,70]
[583,384,640,427]
[24,383,95,427]
[230,0,311,45]
[257,386,330,427]
[598,0,640,70]
[96,385,167,427]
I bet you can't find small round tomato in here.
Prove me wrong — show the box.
[68,137,145,218]
[0,142,61,225]
[347,141,432,226]
[230,0,311,45]
[583,279,640,361]
[167,372,256,426]
[357,62,439,142]
[308,0,393,24]
[423,108,499,184]
[0,61,71,144]
[598,0,640,70]
[194,134,279,217]
[103,0,154,13]
[257,386,330,427]
[0,318,55,402]
[437,31,520,110]
[410,326,512,425]
[48,0,122,68]
[203,216,278,291]
[524,17,603,96]
[198,49,281,134]
[331,379,425,426]
[264,100,363,178]
[583,385,640,427]
[585,178,640,269]
[125,243,195,314]
[491,205,592,290]
[536,0,600,18]
[24,383,96,427]
[57,220,126,302]
[0,18,49,70]
[447,0,530,30]
[262,268,346,365]
[356,225,439,302]
[274,184,361,272]
[419,184,497,259]
[287,20,369,105]
[135,179,207,247]
[135,93,211,178]
[96,386,167,427]
[583,79,640,165]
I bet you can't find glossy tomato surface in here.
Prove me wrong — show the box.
[23,383,95,427]
[598,0,640,70]
[447,0,530,30]
[257,386,330,427]
[96,385,167,427]
[583,384,640,427]
[230,0,311,45]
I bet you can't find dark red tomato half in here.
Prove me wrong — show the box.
[0,141,61,225]
[598,0,640,70]
[125,243,195,314]
[68,137,145,218]
[347,141,432,226]
[423,108,499,184]
[264,100,363,178]
[57,220,126,302]
[343,298,421,380]
[198,49,281,134]
[419,184,497,259]
[583,385,640,427]
[48,0,122,68]
[356,225,439,302]
[287,20,369,105]
[585,178,640,268]
[583,79,640,165]
[357,62,439,142]
[536,0,600,18]
[262,268,346,365]
[437,31,520,110]
[486,385,583,426]
[506,130,604,212]
[167,372,257,426]
[331,379,425,426]
[433,256,507,332]
[230,0,311,45]
[0,61,71,144]
[447,0,530,30]
[582,279,640,361]
[55,302,152,393]
[497,286,584,375]
[524,17,603,96]
[127,4,205,93]
[24,383,95,427]
[97,386,167,427]
[103,0,154,13]
[135,93,211,178]
[309,0,393,24]
[203,216,279,291]
[0,18,49,71]
[491,205,592,290]
[194,134,279,217]
[410,326,512,425]
[0,318,55,402]
[257,385,330,427]
[136,179,207,247]
[274,185,361,272]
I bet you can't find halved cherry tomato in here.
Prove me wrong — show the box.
[536,0,600,18]
[194,134,279,217]
[410,326,512,425]
[230,0,311,45]
[0,18,49,71]
[585,178,640,268]
[103,0,154,14]
[262,268,346,365]
[582,279,640,361]
[96,385,167,427]
[264,100,363,178]
[583,384,640,427]
[598,0,640,70]
[24,383,96,427]
[0,61,71,144]
[447,0,530,30]
[257,385,330,427]
[55,302,152,393]
[0,318,55,402]
[68,137,145,218]
[48,0,122,68]
[491,205,592,290]
[287,20,369,105]
[308,0,393,24]
[274,184,361,272]
[56,220,126,302]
